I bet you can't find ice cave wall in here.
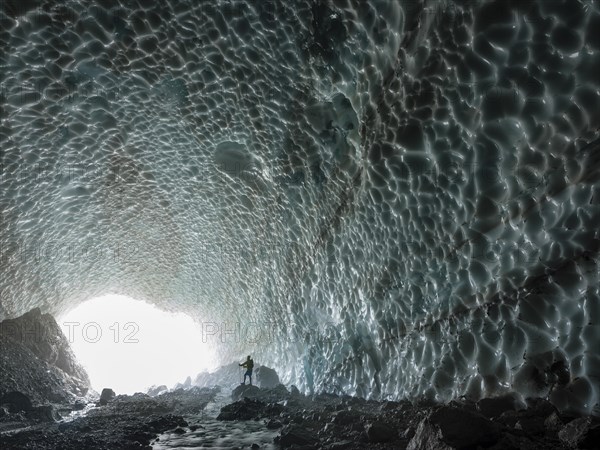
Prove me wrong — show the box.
[1,0,600,413]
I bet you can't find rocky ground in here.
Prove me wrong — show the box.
[201,384,599,450]
[3,382,597,449]
[0,386,218,449]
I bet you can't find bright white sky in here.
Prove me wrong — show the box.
[59,295,216,394]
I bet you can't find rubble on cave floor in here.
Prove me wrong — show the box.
[1,383,598,449]
[155,384,597,450]
[0,386,218,449]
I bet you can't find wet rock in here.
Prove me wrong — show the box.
[0,406,8,417]
[124,429,156,446]
[266,418,283,429]
[255,366,280,389]
[172,426,186,434]
[229,383,291,403]
[146,414,188,433]
[365,420,396,443]
[290,385,301,396]
[0,391,33,412]
[245,384,290,404]
[27,404,61,422]
[558,417,600,448]
[217,397,283,421]
[73,399,86,410]
[99,388,116,405]
[332,409,362,425]
[476,394,522,418]
[327,440,353,450]
[231,384,261,402]
[130,441,151,449]
[251,444,260,449]
[276,424,319,448]
[407,405,499,450]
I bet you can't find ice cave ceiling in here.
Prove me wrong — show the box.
[1,0,600,412]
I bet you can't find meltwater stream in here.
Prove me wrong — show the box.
[153,390,278,450]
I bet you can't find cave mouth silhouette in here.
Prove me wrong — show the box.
[59,294,216,394]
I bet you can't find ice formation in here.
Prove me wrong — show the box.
[1,0,600,414]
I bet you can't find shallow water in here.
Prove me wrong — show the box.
[153,418,278,450]
[152,391,278,449]
[61,403,95,423]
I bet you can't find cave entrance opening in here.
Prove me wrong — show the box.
[58,294,216,395]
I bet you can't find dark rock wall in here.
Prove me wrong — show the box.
[0,308,90,404]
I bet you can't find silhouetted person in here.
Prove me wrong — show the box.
[239,355,254,385]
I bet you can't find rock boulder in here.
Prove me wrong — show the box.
[408,405,499,450]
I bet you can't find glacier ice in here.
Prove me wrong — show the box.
[1,0,600,415]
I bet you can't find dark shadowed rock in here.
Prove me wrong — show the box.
[407,405,499,450]
[558,417,600,448]
[262,384,290,402]
[508,397,558,436]
[380,400,401,411]
[146,414,188,433]
[266,419,283,429]
[549,360,570,387]
[544,411,563,435]
[99,388,116,405]
[26,405,61,422]
[218,397,264,421]
[332,409,362,425]
[0,309,90,404]
[477,394,523,418]
[229,383,290,403]
[403,427,416,440]
[73,399,86,410]
[524,397,556,418]
[365,420,396,443]
[0,391,33,412]
[255,365,280,389]
[276,424,319,448]
[232,384,261,401]
[328,440,353,450]
[217,397,284,421]
[515,415,545,435]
